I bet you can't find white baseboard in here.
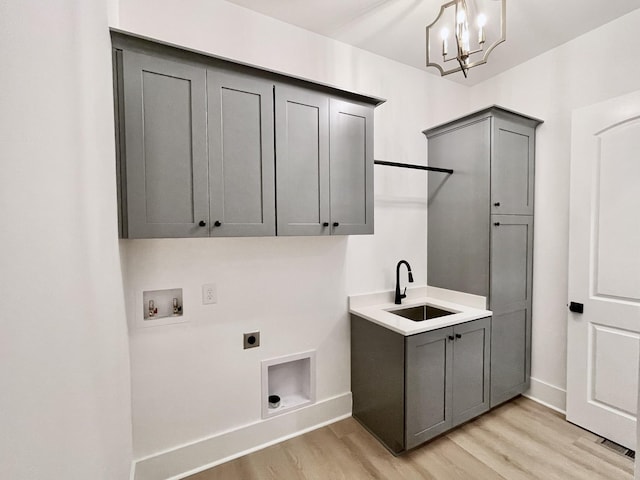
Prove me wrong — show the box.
[524,377,566,414]
[133,392,352,480]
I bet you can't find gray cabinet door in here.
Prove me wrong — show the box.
[122,51,209,238]
[275,86,330,236]
[452,317,491,426]
[405,328,453,449]
[329,99,374,235]
[207,70,275,237]
[491,116,536,215]
[427,118,491,297]
[490,215,533,406]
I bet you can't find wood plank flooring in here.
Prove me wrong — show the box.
[186,397,634,480]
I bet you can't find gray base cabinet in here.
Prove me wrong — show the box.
[351,315,491,454]
[112,32,380,239]
[423,107,542,408]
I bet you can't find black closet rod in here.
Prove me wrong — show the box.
[374,160,454,174]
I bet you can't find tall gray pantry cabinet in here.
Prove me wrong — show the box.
[424,107,542,407]
[112,32,381,239]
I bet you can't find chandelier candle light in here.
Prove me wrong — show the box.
[426,0,506,78]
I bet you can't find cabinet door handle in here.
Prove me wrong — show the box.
[494,222,500,227]
[198,220,207,227]
[455,333,462,339]
[333,222,340,227]
[494,202,501,207]
[322,222,329,227]
[448,335,454,341]
[214,221,222,227]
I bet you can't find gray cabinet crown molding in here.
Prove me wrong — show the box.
[110,29,386,108]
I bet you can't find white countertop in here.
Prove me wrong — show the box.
[348,286,492,336]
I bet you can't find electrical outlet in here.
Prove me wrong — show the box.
[202,284,217,305]
[243,332,260,349]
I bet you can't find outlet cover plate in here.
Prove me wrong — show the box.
[202,284,217,305]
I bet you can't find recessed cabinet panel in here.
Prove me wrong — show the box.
[491,116,536,215]
[275,86,330,236]
[141,73,195,224]
[329,99,374,235]
[208,71,275,236]
[122,51,209,238]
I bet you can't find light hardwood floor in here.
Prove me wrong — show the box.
[186,397,634,479]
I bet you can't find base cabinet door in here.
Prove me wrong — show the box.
[452,317,491,425]
[405,327,453,450]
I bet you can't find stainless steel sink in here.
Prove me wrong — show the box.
[389,304,455,322]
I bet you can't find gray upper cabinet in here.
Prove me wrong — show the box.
[424,106,542,407]
[113,32,381,239]
[275,86,330,236]
[329,99,374,235]
[491,115,536,215]
[207,69,275,237]
[121,50,209,238]
[275,88,375,236]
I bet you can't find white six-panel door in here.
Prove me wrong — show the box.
[566,91,640,449]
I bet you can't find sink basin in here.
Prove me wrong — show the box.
[389,304,455,322]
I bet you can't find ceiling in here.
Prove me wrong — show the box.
[224,0,640,85]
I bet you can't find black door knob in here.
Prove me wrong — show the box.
[214,221,222,227]
[333,222,339,227]
[455,333,462,339]
[198,220,206,227]
[569,302,584,314]
[494,222,501,226]
[322,222,329,227]
[494,202,501,207]
[448,335,454,341]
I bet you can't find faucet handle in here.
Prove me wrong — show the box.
[401,287,407,299]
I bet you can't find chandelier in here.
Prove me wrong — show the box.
[426,0,506,78]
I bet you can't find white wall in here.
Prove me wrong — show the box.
[117,0,470,464]
[0,0,132,479]
[469,9,640,409]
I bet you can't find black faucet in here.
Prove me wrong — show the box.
[395,260,414,304]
